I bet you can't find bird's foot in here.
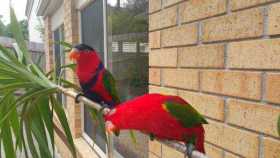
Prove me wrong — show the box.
[185,143,195,158]
[75,93,84,104]
[99,102,111,114]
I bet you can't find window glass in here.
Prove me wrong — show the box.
[53,25,66,106]
[107,0,149,157]
[80,0,107,152]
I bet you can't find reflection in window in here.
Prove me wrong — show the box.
[53,25,66,107]
[107,0,149,157]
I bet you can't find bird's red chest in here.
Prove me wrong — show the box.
[107,94,193,140]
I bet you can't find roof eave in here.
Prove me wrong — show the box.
[25,0,34,18]
[36,0,62,17]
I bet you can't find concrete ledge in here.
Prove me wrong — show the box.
[75,138,100,158]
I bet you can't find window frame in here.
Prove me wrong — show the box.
[52,24,67,108]
[77,1,121,158]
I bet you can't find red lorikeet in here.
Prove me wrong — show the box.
[69,44,120,108]
[105,93,208,154]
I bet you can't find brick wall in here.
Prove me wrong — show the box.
[63,0,81,139]
[44,16,54,73]
[44,0,81,157]
[148,0,280,158]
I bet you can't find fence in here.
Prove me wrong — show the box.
[0,36,45,69]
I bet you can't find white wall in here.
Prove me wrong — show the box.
[28,0,43,43]
[51,4,64,31]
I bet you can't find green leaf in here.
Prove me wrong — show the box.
[37,96,54,152]
[129,130,137,144]
[25,122,39,158]
[2,121,16,158]
[96,109,108,143]
[0,93,16,158]
[54,41,73,49]
[30,64,55,87]
[10,7,31,64]
[0,82,37,91]
[46,63,76,77]
[29,105,52,158]
[50,96,76,158]
[60,79,81,91]
[0,44,19,64]
[12,43,24,63]
[0,57,51,87]
[0,88,57,127]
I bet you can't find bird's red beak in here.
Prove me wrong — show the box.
[69,48,80,61]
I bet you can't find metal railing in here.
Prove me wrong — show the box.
[57,86,209,158]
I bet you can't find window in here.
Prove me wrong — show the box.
[53,25,66,106]
[107,0,149,157]
[80,0,149,157]
[80,0,107,155]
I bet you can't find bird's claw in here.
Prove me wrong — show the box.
[99,102,111,114]
[75,93,84,104]
[185,143,195,158]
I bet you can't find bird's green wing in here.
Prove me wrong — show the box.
[162,101,208,128]
[103,70,120,104]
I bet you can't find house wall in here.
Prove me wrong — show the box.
[27,0,44,42]
[42,0,280,157]
[44,0,81,157]
[148,0,280,158]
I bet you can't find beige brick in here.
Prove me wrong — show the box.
[227,99,280,137]
[224,152,240,158]
[228,39,280,69]
[149,85,178,95]
[205,121,259,158]
[162,24,198,47]
[149,68,161,85]
[263,137,280,158]
[179,90,224,120]
[268,2,280,35]
[149,31,161,49]
[179,0,226,23]
[149,140,162,156]
[161,6,177,28]
[266,73,280,104]
[230,0,276,10]
[161,144,184,158]
[149,48,177,67]
[149,6,177,30]
[178,44,225,68]
[202,8,263,42]
[204,143,223,158]
[201,71,261,100]
[162,69,199,90]
[163,0,182,7]
[150,12,161,31]
[149,0,161,13]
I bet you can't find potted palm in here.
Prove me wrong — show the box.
[0,7,79,158]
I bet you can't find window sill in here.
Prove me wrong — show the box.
[75,138,100,158]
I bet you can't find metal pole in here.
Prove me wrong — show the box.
[56,86,209,158]
[159,140,209,158]
[57,86,112,158]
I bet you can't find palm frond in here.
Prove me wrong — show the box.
[0,7,78,158]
